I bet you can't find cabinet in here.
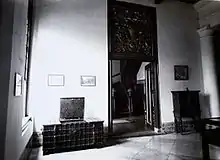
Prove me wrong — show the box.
[42,119,104,155]
[171,90,201,133]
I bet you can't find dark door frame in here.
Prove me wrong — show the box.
[144,61,161,130]
[108,59,161,134]
[145,63,154,129]
[107,0,161,134]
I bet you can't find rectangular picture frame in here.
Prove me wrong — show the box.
[174,65,189,80]
[14,72,22,96]
[80,75,96,87]
[48,74,65,86]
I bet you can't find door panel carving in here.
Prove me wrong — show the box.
[109,1,157,60]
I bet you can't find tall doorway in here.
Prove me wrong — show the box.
[110,59,160,135]
[108,1,160,135]
[144,62,160,130]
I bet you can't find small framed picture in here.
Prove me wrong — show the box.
[81,76,96,86]
[174,65,189,80]
[14,73,22,96]
[48,74,65,86]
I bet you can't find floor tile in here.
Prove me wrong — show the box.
[132,148,169,160]
[209,145,220,160]
[167,154,202,160]
[28,133,220,160]
[170,141,202,158]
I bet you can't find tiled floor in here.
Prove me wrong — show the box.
[29,133,220,160]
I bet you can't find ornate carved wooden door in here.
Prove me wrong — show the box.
[108,1,160,131]
[109,1,157,61]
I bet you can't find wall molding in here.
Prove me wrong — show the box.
[197,25,214,37]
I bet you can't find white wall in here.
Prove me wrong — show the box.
[29,0,108,132]
[2,0,34,160]
[29,0,205,131]
[157,1,203,123]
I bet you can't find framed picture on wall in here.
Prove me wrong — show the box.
[80,76,96,86]
[14,73,22,96]
[48,74,65,86]
[174,65,189,80]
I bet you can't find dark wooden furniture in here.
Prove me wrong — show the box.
[201,117,220,160]
[171,90,201,134]
[42,118,104,155]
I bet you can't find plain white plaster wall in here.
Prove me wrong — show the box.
[157,1,203,123]
[3,0,34,160]
[29,0,205,130]
[29,0,108,131]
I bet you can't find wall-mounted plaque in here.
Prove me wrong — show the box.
[174,65,189,80]
[81,76,96,86]
[14,73,22,96]
[48,74,65,86]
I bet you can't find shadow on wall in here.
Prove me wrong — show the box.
[213,27,220,117]
[199,93,211,118]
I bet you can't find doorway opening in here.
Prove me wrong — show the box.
[108,1,161,136]
[110,60,160,136]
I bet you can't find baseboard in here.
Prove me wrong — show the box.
[161,122,176,134]
[19,134,33,160]
[161,120,196,134]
